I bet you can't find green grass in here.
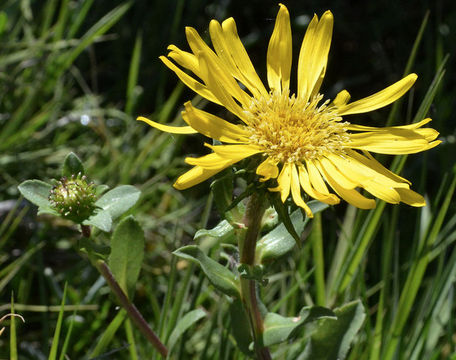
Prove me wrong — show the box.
[1,0,455,359]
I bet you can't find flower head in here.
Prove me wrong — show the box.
[49,174,97,223]
[139,4,440,217]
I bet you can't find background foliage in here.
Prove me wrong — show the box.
[1,0,455,358]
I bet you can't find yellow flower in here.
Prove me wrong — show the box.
[138,4,440,217]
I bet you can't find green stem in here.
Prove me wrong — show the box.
[95,260,168,358]
[310,212,326,306]
[239,193,271,360]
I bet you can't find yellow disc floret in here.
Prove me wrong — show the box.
[244,90,350,163]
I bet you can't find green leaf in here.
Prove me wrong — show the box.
[194,220,235,251]
[257,201,329,263]
[84,210,112,232]
[210,170,233,215]
[301,300,366,360]
[108,216,145,298]
[229,299,253,356]
[173,245,240,298]
[18,180,53,210]
[167,309,206,352]
[270,193,300,245]
[95,184,110,196]
[95,185,140,220]
[62,152,84,177]
[78,237,110,257]
[263,306,335,347]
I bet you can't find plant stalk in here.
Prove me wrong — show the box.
[96,260,168,358]
[239,193,271,360]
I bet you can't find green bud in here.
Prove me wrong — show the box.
[49,173,97,223]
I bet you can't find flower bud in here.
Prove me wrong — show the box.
[49,173,97,223]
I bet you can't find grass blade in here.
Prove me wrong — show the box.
[90,309,127,358]
[48,283,68,360]
[125,31,142,115]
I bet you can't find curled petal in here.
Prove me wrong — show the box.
[167,45,200,79]
[332,90,351,107]
[256,157,280,182]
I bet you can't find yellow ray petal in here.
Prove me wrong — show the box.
[366,182,401,204]
[305,159,333,195]
[416,128,440,142]
[326,153,408,190]
[210,19,267,99]
[221,17,268,97]
[269,162,292,202]
[291,164,313,217]
[185,26,218,61]
[198,51,252,124]
[267,4,292,93]
[297,11,334,102]
[317,161,376,209]
[396,188,426,207]
[256,157,279,182]
[298,164,340,205]
[137,116,197,134]
[347,149,411,185]
[318,157,358,189]
[174,165,226,190]
[167,45,200,78]
[296,13,318,99]
[182,102,249,143]
[347,118,433,132]
[320,156,403,205]
[185,153,232,170]
[159,56,221,105]
[206,143,263,160]
[337,74,417,115]
[209,20,244,87]
[325,153,373,184]
[348,130,437,154]
[185,27,252,108]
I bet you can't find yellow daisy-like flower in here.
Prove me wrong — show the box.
[138,4,440,217]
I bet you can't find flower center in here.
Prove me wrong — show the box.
[243,90,350,163]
